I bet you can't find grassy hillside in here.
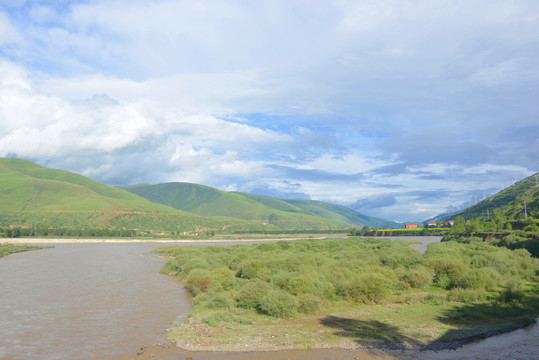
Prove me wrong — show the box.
[0,158,360,233]
[121,182,399,229]
[0,158,174,212]
[455,173,539,220]
[240,194,399,229]
[0,158,254,233]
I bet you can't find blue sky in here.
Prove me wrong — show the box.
[0,0,538,222]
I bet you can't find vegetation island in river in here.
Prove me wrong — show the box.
[0,243,51,258]
[154,236,539,351]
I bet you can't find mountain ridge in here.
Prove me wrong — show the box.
[451,172,539,220]
[0,158,397,233]
[120,182,400,229]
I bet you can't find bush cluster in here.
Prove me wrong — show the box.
[154,237,538,322]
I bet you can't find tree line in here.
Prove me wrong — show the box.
[0,227,137,238]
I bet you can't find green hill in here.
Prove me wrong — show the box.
[454,172,539,220]
[0,158,374,233]
[0,158,245,234]
[121,182,399,229]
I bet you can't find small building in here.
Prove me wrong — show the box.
[447,220,455,226]
[405,223,418,229]
[428,221,437,227]
[9,225,17,229]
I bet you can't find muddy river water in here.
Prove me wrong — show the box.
[0,241,537,360]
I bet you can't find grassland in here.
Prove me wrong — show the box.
[154,237,539,351]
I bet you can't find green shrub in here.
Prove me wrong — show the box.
[178,257,210,276]
[341,272,393,303]
[379,247,423,268]
[297,293,322,314]
[237,258,271,280]
[426,258,468,289]
[403,266,434,288]
[458,268,500,290]
[271,271,324,296]
[497,278,525,304]
[258,289,299,318]
[435,273,452,290]
[210,267,236,290]
[447,287,487,302]
[497,287,525,304]
[276,241,291,250]
[205,293,235,310]
[370,265,399,286]
[236,279,273,309]
[185,269,213,295]
[193,292,210,306]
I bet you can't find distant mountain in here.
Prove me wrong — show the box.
[452,173,539,220]
[121,182,400,229]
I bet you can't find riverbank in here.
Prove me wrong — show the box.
[165,299,537,353]
[0,234,338,244]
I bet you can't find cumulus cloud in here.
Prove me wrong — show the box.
[0,60,293,188]
[0,0,538,222]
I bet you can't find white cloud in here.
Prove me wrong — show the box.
[37,69,271,114]
[0,60,292,189]
[167,143,269,184]
[0,1,538,221]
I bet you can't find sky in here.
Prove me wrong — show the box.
[0,0,538,222]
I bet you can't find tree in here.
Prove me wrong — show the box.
[449,216,466,234]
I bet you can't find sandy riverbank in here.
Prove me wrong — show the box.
[1,235,441,245]
[0,236,334,244]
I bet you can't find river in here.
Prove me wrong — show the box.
[0,241,537,360]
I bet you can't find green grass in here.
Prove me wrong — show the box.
[0,243,51,258]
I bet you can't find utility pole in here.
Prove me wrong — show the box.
[524,200,528,220]
[535,174,538,187]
